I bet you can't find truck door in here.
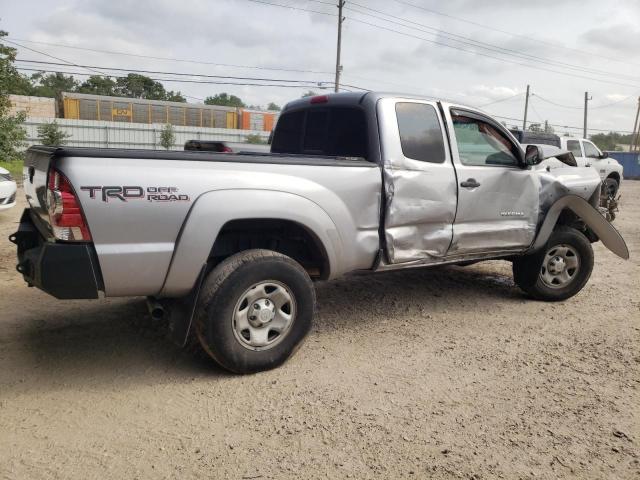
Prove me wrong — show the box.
[443,107,539,255]
[581,140,607,179]
[378,98,458,263]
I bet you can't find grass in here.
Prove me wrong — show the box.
[0,160,24,181]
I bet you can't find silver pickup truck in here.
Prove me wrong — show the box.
[11,92,629,373]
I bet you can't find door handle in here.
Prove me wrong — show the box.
[460,178,480,188]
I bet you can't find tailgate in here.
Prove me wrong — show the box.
[23,146,58,236]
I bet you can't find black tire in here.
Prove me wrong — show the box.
[602,177,619,200]
[193,249,315,374]
[513,226,594,301]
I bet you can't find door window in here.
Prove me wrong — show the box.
[451,113,519,167]
[566,140,582,157]
[395,103,445,163]
[582,141,601,159]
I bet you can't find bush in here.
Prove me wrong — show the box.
[159,123,175,150]
[37,120,71,146]
[246,134,267,145]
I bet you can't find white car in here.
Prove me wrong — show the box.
[559,137,623,199]
[0,166,17,211]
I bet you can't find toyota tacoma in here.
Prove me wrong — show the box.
[11,92,629,373]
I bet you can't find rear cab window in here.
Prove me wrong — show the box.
[566,140,583,158]
[271,107,368,159]
[395,102,445,163]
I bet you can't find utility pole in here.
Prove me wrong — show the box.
[522,84,530,131]
[583,91,592,138]
[334,1,345,93]
[630,97,640,152]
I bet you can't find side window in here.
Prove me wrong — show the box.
[566,140,582,158]
[395,103,445,163]
[451,113,519,167]
[583,141,600,159]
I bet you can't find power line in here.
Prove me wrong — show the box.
[477,92,523,108]
[15,59,329,85]
[244,0,335,17]
[6,37,334,75]
[490,113,634,134]
[531,94,583,110]
[347,17,640,90]
[345,2,640,82]
[15,64,367,92]
[4,38,108,76]
[390,0,640,69]
[15,67,332,89]
[240,0,640,89]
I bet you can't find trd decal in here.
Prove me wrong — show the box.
[81,186,190,203]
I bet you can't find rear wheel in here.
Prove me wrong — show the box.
[513,227,594,301]
[193,249,315,374]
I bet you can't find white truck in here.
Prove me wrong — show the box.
[11,92,629,373]
[560,137,624,198]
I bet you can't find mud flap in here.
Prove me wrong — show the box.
[165,266,207,347]
[530,194,629,259]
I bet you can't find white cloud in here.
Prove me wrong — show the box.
[2,0,639,131]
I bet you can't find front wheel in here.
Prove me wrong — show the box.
[602,177,619,200]
[513,227,594,301]
[193,249,315,374]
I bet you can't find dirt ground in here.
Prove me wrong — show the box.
[0,183,638,480]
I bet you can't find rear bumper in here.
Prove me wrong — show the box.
[9,209,103,299]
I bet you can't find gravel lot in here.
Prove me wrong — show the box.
[0,183,638,480]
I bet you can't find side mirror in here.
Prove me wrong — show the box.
[524,145,543,166]
[599,151,609,159]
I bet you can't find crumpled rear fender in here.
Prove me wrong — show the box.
[529,194,629,259]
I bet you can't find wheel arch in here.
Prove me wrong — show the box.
[606,171,621,183]
[160,189,342,297]
[529,194,628,259]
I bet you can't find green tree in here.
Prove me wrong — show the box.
[590,131,630,151]
[165,90,186,102]
[37,120,71,146]
[29,72,79,98]
[0,30,28,163]
[77,75,117,96]
[204,93,245,107]
[159,123,175,150]
[115,73,186,101]
[246,133,267,144]
[301,90,317,98]
[267,102,281,111]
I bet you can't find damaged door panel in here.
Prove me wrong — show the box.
[444,107,539,254]
[378,98,457,263]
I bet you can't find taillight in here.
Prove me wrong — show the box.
[222,145,233,153]
[47,169,92,241]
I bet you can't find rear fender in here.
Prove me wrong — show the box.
[530,194,629,259]
[159,189,342,297]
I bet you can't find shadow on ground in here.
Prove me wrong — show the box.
[1,262,523,393]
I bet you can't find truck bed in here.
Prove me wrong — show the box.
[23,146,382,297]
